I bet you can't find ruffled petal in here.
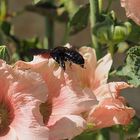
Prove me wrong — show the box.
[15,56,98,125]
[0,60,49,139]
[93,54,112,89]
[121,0,140,25]
[11,100,49,140]
[9,69,48,102]
[49,115,86,140]
[0,60,14,97]
[46,82,97,126]
[87,98,135,129]
[94,82,132,101]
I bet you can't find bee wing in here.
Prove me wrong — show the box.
[29,48,51,58]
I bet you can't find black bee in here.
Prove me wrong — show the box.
[30,46,85,70]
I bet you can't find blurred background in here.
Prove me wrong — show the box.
[9,0,126,46]
[9,0,139,114]
[1,0,140,139]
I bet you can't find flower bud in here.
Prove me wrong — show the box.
[0,45,10,62]
[112,21,132,43]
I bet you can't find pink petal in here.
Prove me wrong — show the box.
[0,60,14,97]
[49,115,86,140]
[0,60,49,139]
[71,47,97,88]
[9,69,48,102]
[121,0,140,25]
[46,84,97,126]
[93,54,112,89]
[10,73,49,139]
[94,82,132,101]
[15,56,98,126]
[11,100,49,140]
[88,98,135,129]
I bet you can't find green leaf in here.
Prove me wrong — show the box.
[127,20,140,43]
[0,45,10,62]
[73,128,110,140]
[73,131,96,140]
[1,21,11,35]
[111,116,140,134]
[33,0,42,4]
[116,46,140,87]
[26,1,69,22]
[124,116,140,134]
[69,3,90,35]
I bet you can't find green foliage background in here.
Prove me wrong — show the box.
[0,0,140,139]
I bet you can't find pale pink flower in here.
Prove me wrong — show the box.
[15,45,135,136]
[0,60,48,140]
[75,47,135,128]
[15,49,97,140]
[121,0,140,25]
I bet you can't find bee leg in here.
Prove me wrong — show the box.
[80,64,85,69]
[59,60,66,70]
[69,61,72,69]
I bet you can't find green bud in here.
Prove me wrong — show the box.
[117,42,129,53]
[0,45,10,62]
[112,22,132,43]
[112,26,127,42]
[124,21,132,34]
[93,15,114,44]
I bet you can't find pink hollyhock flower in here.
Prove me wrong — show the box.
[0,60,48,140]
[15,47,98,139]
[73,47,135,129]
[15,45,135,137]
[121,0,140,25]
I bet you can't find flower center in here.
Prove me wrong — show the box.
[40,100,52,125]
[0,97,14,136]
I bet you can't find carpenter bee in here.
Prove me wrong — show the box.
[30,46,85,70]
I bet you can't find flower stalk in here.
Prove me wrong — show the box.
[89,0,101,59]
[45,18,54,49]
[45,0,54,49]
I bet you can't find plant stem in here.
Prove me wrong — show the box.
[45,18,54,49]
[45,0,54,49]
[106,0,113,12]
[119,130,125,140]
[108,43,114,57]
[98,0,103,14]
[62,23,70,45]
[89,0,101,59]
